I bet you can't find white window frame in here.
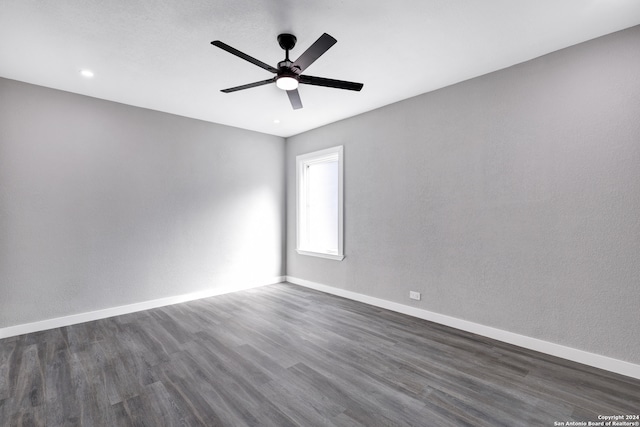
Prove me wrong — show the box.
[296,145,344,261]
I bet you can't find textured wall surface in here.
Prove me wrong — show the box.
[0,78,285,328]
[286,26,640,364]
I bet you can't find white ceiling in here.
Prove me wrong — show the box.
[1,0,639,138]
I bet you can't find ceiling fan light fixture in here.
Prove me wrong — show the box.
[276,76,299,91]
[212,33,363,109]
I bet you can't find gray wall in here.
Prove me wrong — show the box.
[0,78,285,328]
[286,26,640,364]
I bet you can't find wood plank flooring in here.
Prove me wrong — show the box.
[1,283,638,426]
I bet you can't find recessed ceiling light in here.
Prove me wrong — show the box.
[80,69,94,78]
[273,119,281,124]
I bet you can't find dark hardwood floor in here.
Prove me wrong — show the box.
[1,283,638,426]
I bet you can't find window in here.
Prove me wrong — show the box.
[296,146,344,260]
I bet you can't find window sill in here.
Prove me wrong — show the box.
[296,249,345,261]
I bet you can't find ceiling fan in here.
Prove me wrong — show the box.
[211,33,364,110]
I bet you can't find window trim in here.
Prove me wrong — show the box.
[296,145,344,261]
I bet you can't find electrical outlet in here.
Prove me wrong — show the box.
[409,291,421,301]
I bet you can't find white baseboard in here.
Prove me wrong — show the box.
[286,276,640,380]
[5,274,638,380]
[0,276,285,340]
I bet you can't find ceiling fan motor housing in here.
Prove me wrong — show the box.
[278,60,298,74]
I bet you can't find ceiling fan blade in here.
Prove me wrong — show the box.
[211,41,278,73]
[221,78,275,93]
[299,75,363,91]
[287,89,303,110]
[292,33,337,73]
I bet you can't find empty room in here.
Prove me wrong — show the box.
[1,0,639,426]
